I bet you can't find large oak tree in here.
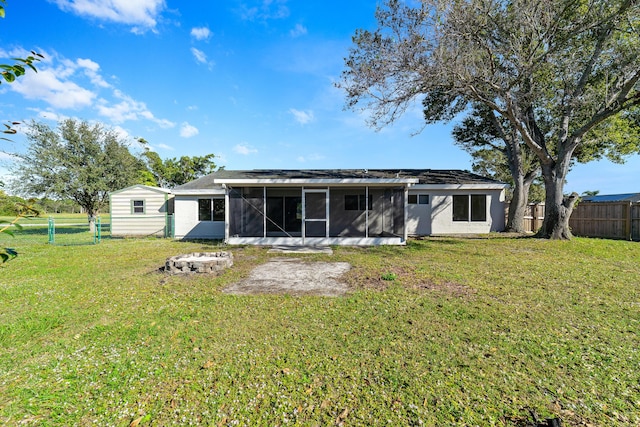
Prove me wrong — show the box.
[12,119,146,230]
[340,0,640,239]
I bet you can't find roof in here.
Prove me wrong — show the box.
[109,184,172,195]
[582,193,640,203]
[173,169,507,192]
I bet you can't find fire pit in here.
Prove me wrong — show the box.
[165,252,233,274]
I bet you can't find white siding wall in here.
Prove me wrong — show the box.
[430,189,506,234]
[174,196,225,239]
[110,187,169,236]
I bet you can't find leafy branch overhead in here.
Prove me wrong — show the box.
[0,1,43,85]
[0,51,43,84]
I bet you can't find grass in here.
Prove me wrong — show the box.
[0,213,111,225]
[0,235,638,426]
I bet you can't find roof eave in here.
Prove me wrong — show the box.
[214,178,419,185]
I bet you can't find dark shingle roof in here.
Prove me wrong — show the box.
[173,169,506,191]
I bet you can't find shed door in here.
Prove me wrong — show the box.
[303,190,328,239]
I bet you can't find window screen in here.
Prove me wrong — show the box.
[213,199,225,221]
[198,199,212,221]
[452,195,469,221]
[470,195,487,221]
[344,195,359,210]
[345,194,372,210]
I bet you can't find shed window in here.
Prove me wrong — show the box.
[199,198,225,221]
[132,200,145,214]
[453,195,487,222]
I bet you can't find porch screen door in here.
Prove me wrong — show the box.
[303,190,328,239]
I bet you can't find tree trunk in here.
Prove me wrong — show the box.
[506,174,528,232]
[88,215,96,233]
[537,163,578,239]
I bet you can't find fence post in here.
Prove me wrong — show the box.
[48,217,55,244]
[94,216,101,244]
[625,202,632,241]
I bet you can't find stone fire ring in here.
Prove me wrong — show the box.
[165,252,233,274]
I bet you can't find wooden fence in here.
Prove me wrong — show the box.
[509,202,640,240]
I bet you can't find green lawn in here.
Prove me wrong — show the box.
[0,235,638,426]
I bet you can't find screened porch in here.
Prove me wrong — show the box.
[226,186,407,245]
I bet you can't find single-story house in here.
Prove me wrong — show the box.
[109,185,174,237]
[171,169,508,245]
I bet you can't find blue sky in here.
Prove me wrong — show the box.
[1,0,638,195]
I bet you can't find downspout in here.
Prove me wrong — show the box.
[365,186,369,239]
[164,192,168,238]
[223,184,229,243]
[404,184,413,243]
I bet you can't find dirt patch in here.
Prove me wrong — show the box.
[223,258,351,296]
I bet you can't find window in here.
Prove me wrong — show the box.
[345,195,359,210]
[453,194,487,222]
[213,199,225,221]
[198,199,212,221]
[132,200,145,214]
[470,195,487,221]
[344,194,372,211]
[409,194,430,205]
[199,198,225,221]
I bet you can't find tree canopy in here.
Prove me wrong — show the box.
[11,119,146,222]
[141,145,217,188]
[341,0,640,239]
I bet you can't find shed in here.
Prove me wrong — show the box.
[109,185,173,237]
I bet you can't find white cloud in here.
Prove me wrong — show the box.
[289,108,315,125]
[0,152,20,161]
[12,69,96,109]
[52,0,166,33]
[35,110,69,122]
[111,125,134,141]
[191,26,211,41]
[238,0,289,21]
[180,122,199,138]
[290,23,307,37]
[297,153,325,163]
[77,58,110,88]
[156,143,174,150]
[191,48,208,64]
[96,89,175,128]
[6,48,174,131]
[234,143,258,155]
